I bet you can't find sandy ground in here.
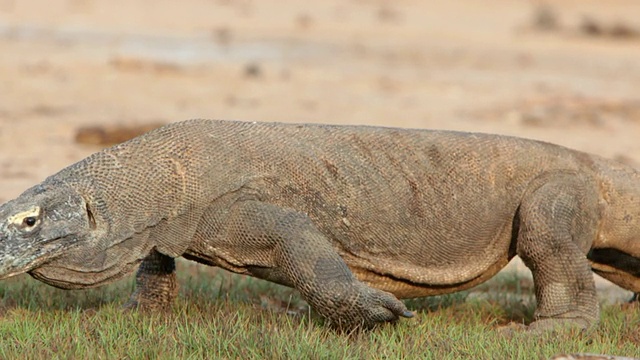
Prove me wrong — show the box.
[1,0,639,302]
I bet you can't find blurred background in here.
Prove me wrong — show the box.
[0,0,639,300]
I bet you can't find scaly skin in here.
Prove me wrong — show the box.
[0,119,639,329]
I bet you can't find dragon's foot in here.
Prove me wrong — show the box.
[123,270,178,312]
[123,275,178,312]
[316,281,413,329]
[527,318,592,333]
[123,278,178,312]
[498,317,593,336]
[124,250,178,312]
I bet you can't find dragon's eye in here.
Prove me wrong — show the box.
[8,206,41,230]
[23,216,37,227]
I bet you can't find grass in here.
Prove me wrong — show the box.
[0,262,638,359]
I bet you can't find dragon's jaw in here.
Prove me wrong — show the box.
[0,241,65,280]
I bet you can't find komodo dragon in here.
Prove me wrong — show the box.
[0,119,638,330]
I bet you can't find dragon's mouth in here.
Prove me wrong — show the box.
[0,268,22,280]
[0,236,71,280]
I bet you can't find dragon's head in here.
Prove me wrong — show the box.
[0,180,95,280]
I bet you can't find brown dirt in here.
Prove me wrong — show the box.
[1,0,639,301]
[74,122,166,146]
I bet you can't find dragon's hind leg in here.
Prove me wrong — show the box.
[516,173,600,331]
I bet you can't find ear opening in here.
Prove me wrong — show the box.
[86,202,97,230]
